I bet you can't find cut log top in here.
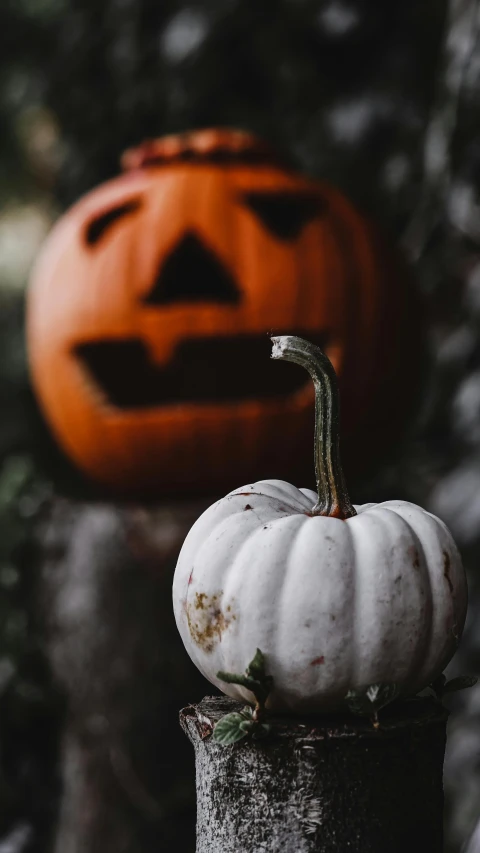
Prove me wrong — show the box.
[181,694,448,742]
[181,695,448,853]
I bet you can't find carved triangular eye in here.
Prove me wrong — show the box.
[241,192,325,240]
[85,199,142,245]
[143,231,241,305]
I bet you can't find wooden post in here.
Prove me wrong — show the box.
[37,496,212,853]
[181,695,448,853]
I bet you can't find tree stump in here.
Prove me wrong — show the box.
[37,496,213,853]
[181,695,448,853]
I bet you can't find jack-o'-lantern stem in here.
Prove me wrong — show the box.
[271,335,356,520]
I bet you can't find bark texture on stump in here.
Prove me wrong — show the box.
[181,695,448,853]
[37,496,212,853]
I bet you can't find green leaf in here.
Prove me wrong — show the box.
[346,683,399,717]
[246,650,274,701]
[246,649,267,680]
[216,649,273,708]
[213,713,251,745]
[366,683,398,708]
[240,705,254,720]
[216,671,264,696]
[216,670,248,686]
[426,673,477,700]
[443,675,478,694]
[429,673,447,699]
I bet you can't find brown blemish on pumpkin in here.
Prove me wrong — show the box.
[188,568,194,585]
[244,504,252,510]
[443,551,454,593]
[310,656,325,666]
[186,591,235,653]
[407,546,420,569]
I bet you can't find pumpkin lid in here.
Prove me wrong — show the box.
[121,128,284,170]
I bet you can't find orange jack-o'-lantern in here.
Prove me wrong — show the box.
[27,128,419,498]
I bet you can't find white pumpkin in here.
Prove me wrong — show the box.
[172,336,468,712]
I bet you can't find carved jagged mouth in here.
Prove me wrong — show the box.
[74,333,330,409]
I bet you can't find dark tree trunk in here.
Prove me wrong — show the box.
[181,695,448,853]
[37,496,213,853]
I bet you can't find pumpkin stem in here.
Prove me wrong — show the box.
[271,335,356,520]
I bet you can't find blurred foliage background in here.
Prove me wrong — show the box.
[1,0,480,851]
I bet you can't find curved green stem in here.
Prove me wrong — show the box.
[271,335,356,520]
